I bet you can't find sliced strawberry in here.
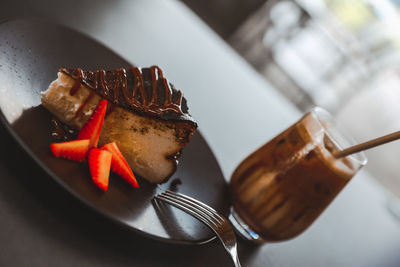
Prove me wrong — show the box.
[77,99,108,148]
[50,139,90,162]
[88,148,112,191]
[100,142,139,188]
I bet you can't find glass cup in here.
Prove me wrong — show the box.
[229,107,367,244]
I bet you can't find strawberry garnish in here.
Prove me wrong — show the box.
[50,139,90,162]
[88,148,112,191]
[77,99,108,148]
[49,99,141,192]
[100,142,139,188]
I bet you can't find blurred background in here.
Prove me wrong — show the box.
[181,0,400,199]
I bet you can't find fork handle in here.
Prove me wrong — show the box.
[232,253,241,267]
[225,244,241,267]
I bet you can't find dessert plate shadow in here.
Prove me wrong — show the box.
[0,19,230,244]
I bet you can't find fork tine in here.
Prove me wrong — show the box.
[157,194,218,226]
[155,191,242,267]
[164,190,225,223]
[155,194,219,228]
[161,192,223,226]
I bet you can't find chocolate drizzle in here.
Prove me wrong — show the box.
[61,66,196,126]
[50,117,77,141]
[69,69,82,96]
[74,91,95,119]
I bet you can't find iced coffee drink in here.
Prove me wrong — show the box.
[229,108,366,243]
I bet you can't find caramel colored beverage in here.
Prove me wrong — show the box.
[229,108,366,243]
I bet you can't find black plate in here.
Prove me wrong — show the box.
[0,19,230,244]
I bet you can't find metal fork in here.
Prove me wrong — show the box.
[155,190,241,267]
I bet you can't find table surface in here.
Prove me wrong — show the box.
[1,0,400,266]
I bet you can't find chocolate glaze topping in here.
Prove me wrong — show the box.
[61,66,197,127]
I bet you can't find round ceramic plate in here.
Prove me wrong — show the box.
[0,19,230,244]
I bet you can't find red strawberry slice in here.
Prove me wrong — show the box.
[100,142,139,188]
[88,148,112,191]
[50,139,90,162]
[77,99,108,148]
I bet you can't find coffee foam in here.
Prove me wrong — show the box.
[301,113,357,179]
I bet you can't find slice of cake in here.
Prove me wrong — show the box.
[41,66,197,184]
